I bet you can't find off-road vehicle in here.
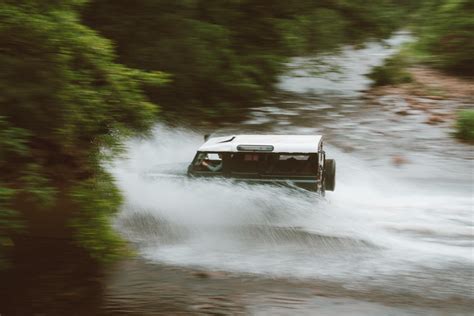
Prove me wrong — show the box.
[188,134,335,193]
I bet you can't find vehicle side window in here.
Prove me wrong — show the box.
[267,154,317,175]
[193,152,223,173]
[231,153,261,173]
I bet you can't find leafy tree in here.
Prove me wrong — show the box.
[416,0,474,75]
[83,0,409,120]
[0,0,165,264]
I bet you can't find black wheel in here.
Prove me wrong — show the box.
[324,159,336,191]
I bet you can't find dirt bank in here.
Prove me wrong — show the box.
[364,66,473,125]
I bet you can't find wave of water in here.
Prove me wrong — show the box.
[109,124,473,301]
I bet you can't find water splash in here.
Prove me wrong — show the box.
[107,31,473,301]
[109,124,473,301]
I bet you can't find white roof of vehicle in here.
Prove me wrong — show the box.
[198,134,323,153]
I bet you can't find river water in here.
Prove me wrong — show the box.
[105,32,474,314]
[1,32,472,315]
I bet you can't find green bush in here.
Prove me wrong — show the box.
[415,0,474,75]
[83,0,411,119]
[0,1,164,266]
[455,110,474,141]
[368,53,413,86]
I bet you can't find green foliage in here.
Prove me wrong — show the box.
[0,186,25,269]
[0,117,57,207]
[69,171,129,263]
[0,117,28,267]
[0,3,164,153]
[415,0,474,75]
[368,53,413,86]
[19,164,58,207]
[277,8,349,54]
[83,0,410,119]
[0,2,163,265]
[332,0,407,40]
[455,110,474,141]
[0,116,30,163]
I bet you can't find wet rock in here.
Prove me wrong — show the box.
[192,271,227,279]
[394,108,409,115]
[409,102,431,111]
[430,108,453,116]
[378,95,409,108]
[425,95,445,100]
[192,303,216,311]
[404,109,424,116]
[413,97,437,104]
[426,114,445,125]
[392,155,408,166]
[193,271,211,279]
[361,93,374,100]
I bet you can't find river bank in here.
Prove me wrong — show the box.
[364,66,473,127]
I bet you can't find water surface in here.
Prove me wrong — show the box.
[109,31,473,314]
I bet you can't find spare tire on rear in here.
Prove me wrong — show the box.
[324,159,336,191]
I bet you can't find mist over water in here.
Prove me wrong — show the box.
[109,31,473,303]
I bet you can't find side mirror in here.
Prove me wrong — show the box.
[204,134,210,141]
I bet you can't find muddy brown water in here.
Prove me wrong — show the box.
[1,31,473,315]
